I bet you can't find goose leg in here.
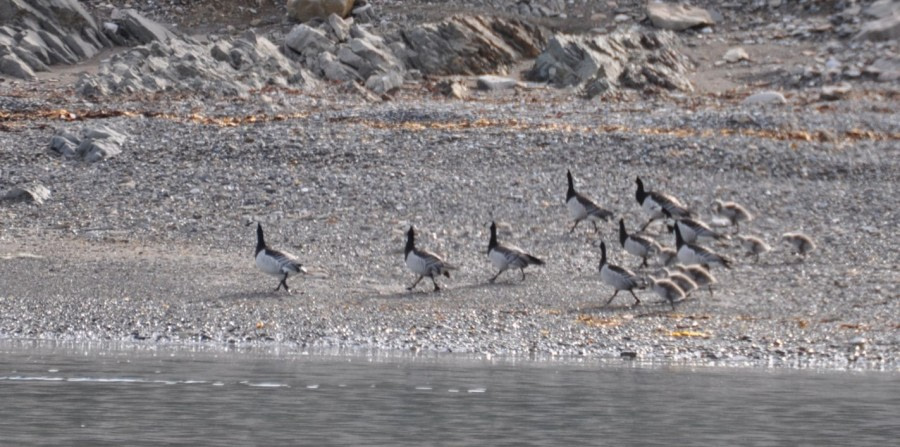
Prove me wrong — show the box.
[629,290,641,306]
[604,290,620,306]
[431,276,440,291]
[570,220,581,233]
[407,275,423,290]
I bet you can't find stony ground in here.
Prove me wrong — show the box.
[0,0,897,370]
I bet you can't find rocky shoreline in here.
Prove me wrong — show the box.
[1,1,898,371]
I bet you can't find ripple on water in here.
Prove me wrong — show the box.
[3,376,65,381]
[240,381,290,388]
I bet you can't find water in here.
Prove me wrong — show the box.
[0,342,897,446]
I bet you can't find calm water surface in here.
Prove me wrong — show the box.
[0,342,896,446]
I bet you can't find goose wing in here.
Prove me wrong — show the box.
[577,194,614,220]
[265,248,306,274]
[415,248,455,274]
[495,244,543,268]
[652,191,691,217]
[604,264,643,289]
[688,243,731,267]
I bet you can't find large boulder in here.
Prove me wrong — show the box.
[284,19,405,90]
[286,0,355,23]
[1,183,51,205]
[526,29,693,95]
[401,15,547,76]
[78,30,315,97]
[0,49,37,80]
[0,0,109,78]
[106,8,178,45]
[49,126,128,163]
[855,1,900,42]
[646,2,715,31]
[0,0,176,79]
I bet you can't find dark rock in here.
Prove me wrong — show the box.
[108,8,178,45]
[526,29,693,93]
[402,15,547,76]
[0,0,109,78]
[0,51,36,80]
[1,183,50,205]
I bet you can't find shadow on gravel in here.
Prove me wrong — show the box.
[214,289,301,301]
[574,300,676,316]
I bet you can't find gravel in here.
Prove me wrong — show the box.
[0,0,897,371]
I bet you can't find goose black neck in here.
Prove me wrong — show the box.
[255,223,266,254]
[618,219,628,247]
[405,226,415,256]
[566,170,575,200]
[635,177,646,204]
[674,224,684,248]
[599,242,607,269]
[488,222,498,253]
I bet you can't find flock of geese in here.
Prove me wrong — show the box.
[252,171,816,310]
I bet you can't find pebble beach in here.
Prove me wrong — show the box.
[0,0,897,370]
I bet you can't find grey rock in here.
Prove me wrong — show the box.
[437,79,468,99]
[78,138,122,163]
[526,29,693,92]
[1,183,51,205]
[16,30,51,65]
[351,4,377,23]
[0,0,107,73]
[402,15,547,76]
[0,52,37,79]
[345,37,404,78]
[61,33,99,59]
[37,30,78,64]
[855,10,900,41]
[11,44,49,71]
[647,2,715,31]
[723,47,749,63]
[48,126,126,162]
[865,58,900,82]
[820,82,851,101]
[327,13,351,42]
[48,131,81,158]
[349,24,384,45]
[80,32,314,97]
[78,126,127,162]
[108,8,177,45]
[365,69,404,94]
[319,51,360,81]
[863,0,899,19]
[338,79,380,101]
[284,24,336,59]
[286,0,355,23]
[476,75,518,91]
[742,90,787,105]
